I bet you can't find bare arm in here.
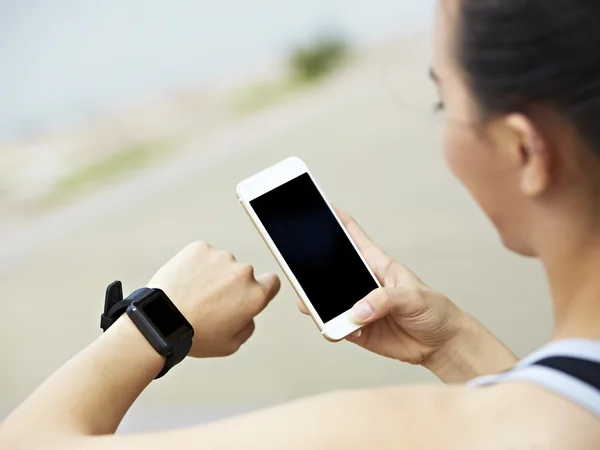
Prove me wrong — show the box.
[1,242,282,449]
[1,329,573,450]
[1,316,163,446]
[1,312,469,450]
[0,322,477,450]
[0,292,579,448]
[70,387,465,450]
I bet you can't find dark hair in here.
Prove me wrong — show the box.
[457,0,600,158]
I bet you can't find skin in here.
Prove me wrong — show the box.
[2,1,600,448]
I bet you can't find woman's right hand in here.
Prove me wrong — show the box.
[149,242,281,359]
[299,210,517,382]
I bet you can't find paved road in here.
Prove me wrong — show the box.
[0,35,552,431]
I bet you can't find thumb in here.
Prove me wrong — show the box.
[256,273,281,304]
[249,273,281,316]
[350,288,395,324]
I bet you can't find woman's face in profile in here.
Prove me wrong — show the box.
[432,0,538,257]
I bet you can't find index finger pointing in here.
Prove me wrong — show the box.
[333,207,373,253]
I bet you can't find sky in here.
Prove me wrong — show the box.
[0,0,436,141]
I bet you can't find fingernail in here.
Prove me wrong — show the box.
[351,301,373,322]
[352,330,363,338]
[258,272,276,282]
[257,273,281,289]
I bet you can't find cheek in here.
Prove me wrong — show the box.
[442,121,484,186]
[442,121,536,255]
[442,121,503,219]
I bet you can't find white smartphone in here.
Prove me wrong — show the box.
[237,157,381,341]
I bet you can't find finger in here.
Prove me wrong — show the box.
[349,287,395,325]
[351,286,423,325]
[350,329,363,338]
[297,298,310,315]
[253,273,281,312]
[236,320,256,344]
[334,207,392,283]
[345,326,369,346]
[257,272,281,300]
[333,207,377,255]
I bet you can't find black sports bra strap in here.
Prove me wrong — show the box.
[470,340,600,418]
[534,356,600,391]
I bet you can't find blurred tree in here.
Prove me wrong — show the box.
[289,35,349,83]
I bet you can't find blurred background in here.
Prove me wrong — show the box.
[0,0,552,431]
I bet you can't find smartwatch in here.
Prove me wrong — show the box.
[101,281,194,379]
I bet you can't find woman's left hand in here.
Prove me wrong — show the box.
[297,210,517,382]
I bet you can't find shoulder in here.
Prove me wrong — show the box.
[323,382,599,450]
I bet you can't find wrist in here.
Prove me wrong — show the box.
[422,313,478,381]
[103,315,167,378]
[423,313,517,384]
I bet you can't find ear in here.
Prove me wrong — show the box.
[505,114,553,197]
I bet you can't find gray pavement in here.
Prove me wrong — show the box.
[0,35,553,430]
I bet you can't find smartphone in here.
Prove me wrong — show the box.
[237,157,381,341]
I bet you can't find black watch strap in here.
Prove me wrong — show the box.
[155,336,192,379]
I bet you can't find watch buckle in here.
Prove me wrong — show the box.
[101,280,124,332]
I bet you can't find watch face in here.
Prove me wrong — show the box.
[137,291,192,345]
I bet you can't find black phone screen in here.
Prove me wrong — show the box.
[250,173,378,323]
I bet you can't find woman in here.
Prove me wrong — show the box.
[2,0,599,448]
